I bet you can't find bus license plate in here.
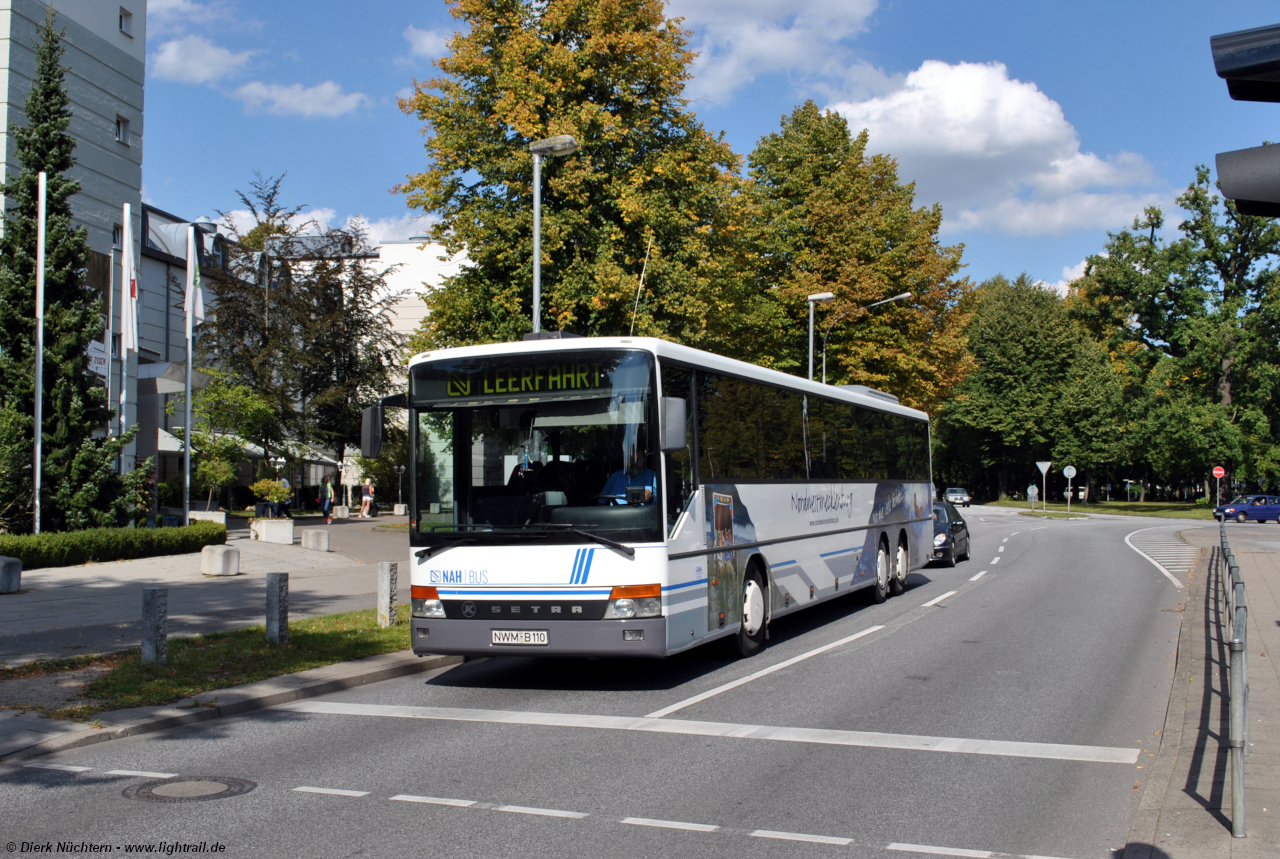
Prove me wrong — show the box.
[492,630,548,646]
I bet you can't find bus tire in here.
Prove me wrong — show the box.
[871,539,889,604]
[733,567,767,658]
[890,537,909,595]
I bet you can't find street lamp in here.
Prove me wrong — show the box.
[807,292,835,380]
[396,464,406,507]
[529,134,579,334]
[820,292,912,384]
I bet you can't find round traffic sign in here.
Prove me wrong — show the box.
[1063,465,1077,479]
[1213,466,1226,479]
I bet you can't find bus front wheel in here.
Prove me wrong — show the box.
[734,568,767,658]
[871,541,889,604]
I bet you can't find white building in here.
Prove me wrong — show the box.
[375,232,464,348]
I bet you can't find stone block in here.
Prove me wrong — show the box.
[301,529,329,552]
[266,573,289,645]
[251,518,294,544]
[393,503,408,516]
[0,556,20,594]
[200,545,240,577]
[378,561,398,628]
[141,587,168,667]
[187,510,227,526]
[332,505,350,519]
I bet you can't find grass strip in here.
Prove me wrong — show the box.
[987,499,1215,520]
[27,609,411,720]
[1017,510,1088,520]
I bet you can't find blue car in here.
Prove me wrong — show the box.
[1215,495,1280,523]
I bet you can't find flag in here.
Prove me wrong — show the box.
[120,203,139,351]
[184,226,205,325]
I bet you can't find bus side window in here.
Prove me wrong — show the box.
[660,363,695,535]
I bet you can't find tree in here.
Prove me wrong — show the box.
[742,101,972,411]
[0,11,143,532]
[399,0,745,350]
[170,370,275,509]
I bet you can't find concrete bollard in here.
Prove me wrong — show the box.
[393,503,408,516]
[378,561,398,628]
[266,572,289,645]
[0,556,21,594]
[141,587,168,667]
[200,545,240,576]
[300,529,330,552]
[332,505,350,519]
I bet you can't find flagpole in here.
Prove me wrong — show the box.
[184,225,195,524]
[120,203,131,443]
[33,171,46,535]
[105,245,114,438]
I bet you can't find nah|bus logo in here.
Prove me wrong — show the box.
[447,374,470,397]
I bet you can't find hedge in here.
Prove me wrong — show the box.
[0,521,227,570]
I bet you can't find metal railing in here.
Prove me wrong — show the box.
[1218,524,1249,838]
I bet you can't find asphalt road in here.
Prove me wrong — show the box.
[0,508,1194,858]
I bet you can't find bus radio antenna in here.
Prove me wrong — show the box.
[629,234,654,336]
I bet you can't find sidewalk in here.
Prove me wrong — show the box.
[0,517,413,666]
[1125,524,1280,856]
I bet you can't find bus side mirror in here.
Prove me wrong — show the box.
[660,397,687,452]
[361,404,384,459]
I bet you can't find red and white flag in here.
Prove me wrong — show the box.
[120,203,138,351]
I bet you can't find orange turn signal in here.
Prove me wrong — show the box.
[411,586,439,599]
[609,584,661,599]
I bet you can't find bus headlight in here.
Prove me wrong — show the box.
[411,585,445,618]
[603,585,662,619]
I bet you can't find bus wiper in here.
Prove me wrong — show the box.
[414,535,475,560]
[515,524,635,557]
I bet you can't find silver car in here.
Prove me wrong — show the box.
[944,487,970,507]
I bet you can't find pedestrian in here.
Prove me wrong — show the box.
[321,475,334,525]
[360,478,374,518]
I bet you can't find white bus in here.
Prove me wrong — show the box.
[363,336,932,659]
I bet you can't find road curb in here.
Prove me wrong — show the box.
[0,651,462,762]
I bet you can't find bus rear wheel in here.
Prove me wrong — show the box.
[733,568,767,658]
[871,540,889,603]
[890,538,909,595]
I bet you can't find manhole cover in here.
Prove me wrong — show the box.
[123,776,256,803]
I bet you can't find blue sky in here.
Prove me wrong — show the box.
[142,0,1280,290]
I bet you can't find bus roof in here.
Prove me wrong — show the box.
[408,336,929,422]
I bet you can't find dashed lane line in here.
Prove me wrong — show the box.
[105,770,176,778]
[390,795,476,807]
[921,590,958,608]
[498,805,589,819]
[990,557,1001,565]
[752,829,853,845]
[293,786,369,797]
[623,817,718,832]
[643,624,885,718]
[969,570,988,582]
[888,844,1074,859]
[23,763,91,772]
[279,701,1141,764]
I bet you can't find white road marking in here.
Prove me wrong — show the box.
[751,829,852,845]
[623,817,718,832]
[390,794,476,807]
[643,625,885,718]
[969,570,988,582]
[498,805,588,819]
[997,546,1004,552]
[280,702,1140,764]
[1001,538,1008,543]
[990,557,1000,565]
[1124,528,1191,587]
[888,845,991,858]
[921,591,957,607]
[1010,532,1020,536]
[294,786,368,797]
[105,770,176,779]
[24,763,91,773]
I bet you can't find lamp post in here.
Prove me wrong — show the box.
[807,292,835,380]
[529,135,579,334]
[820,292,912,384]
[396,464,406,506]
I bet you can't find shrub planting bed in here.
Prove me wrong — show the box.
[0,520,227,569]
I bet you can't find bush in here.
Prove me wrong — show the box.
[0,520,226,570]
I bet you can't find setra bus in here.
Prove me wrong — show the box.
[362,335,932,659]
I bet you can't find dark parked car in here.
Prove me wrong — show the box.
[931,501,971,566]
[1215,494,1280,523]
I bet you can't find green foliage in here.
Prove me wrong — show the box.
[0,520,226,570]
[743,101,972,411]
[0,13,144,532]
[354,416,408,504]
[400,0,743,349]
[249,478,290,505]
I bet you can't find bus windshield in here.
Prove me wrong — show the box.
[410,349,662,548]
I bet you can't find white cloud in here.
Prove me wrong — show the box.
[403,25,451,59]
[355,212,437,246]
[232,81,369,117]
[667,0,879,102]
[830,60,1161,236]
[152,36,252,84]
[1045,259,1089,296]
[147,0,226,36]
